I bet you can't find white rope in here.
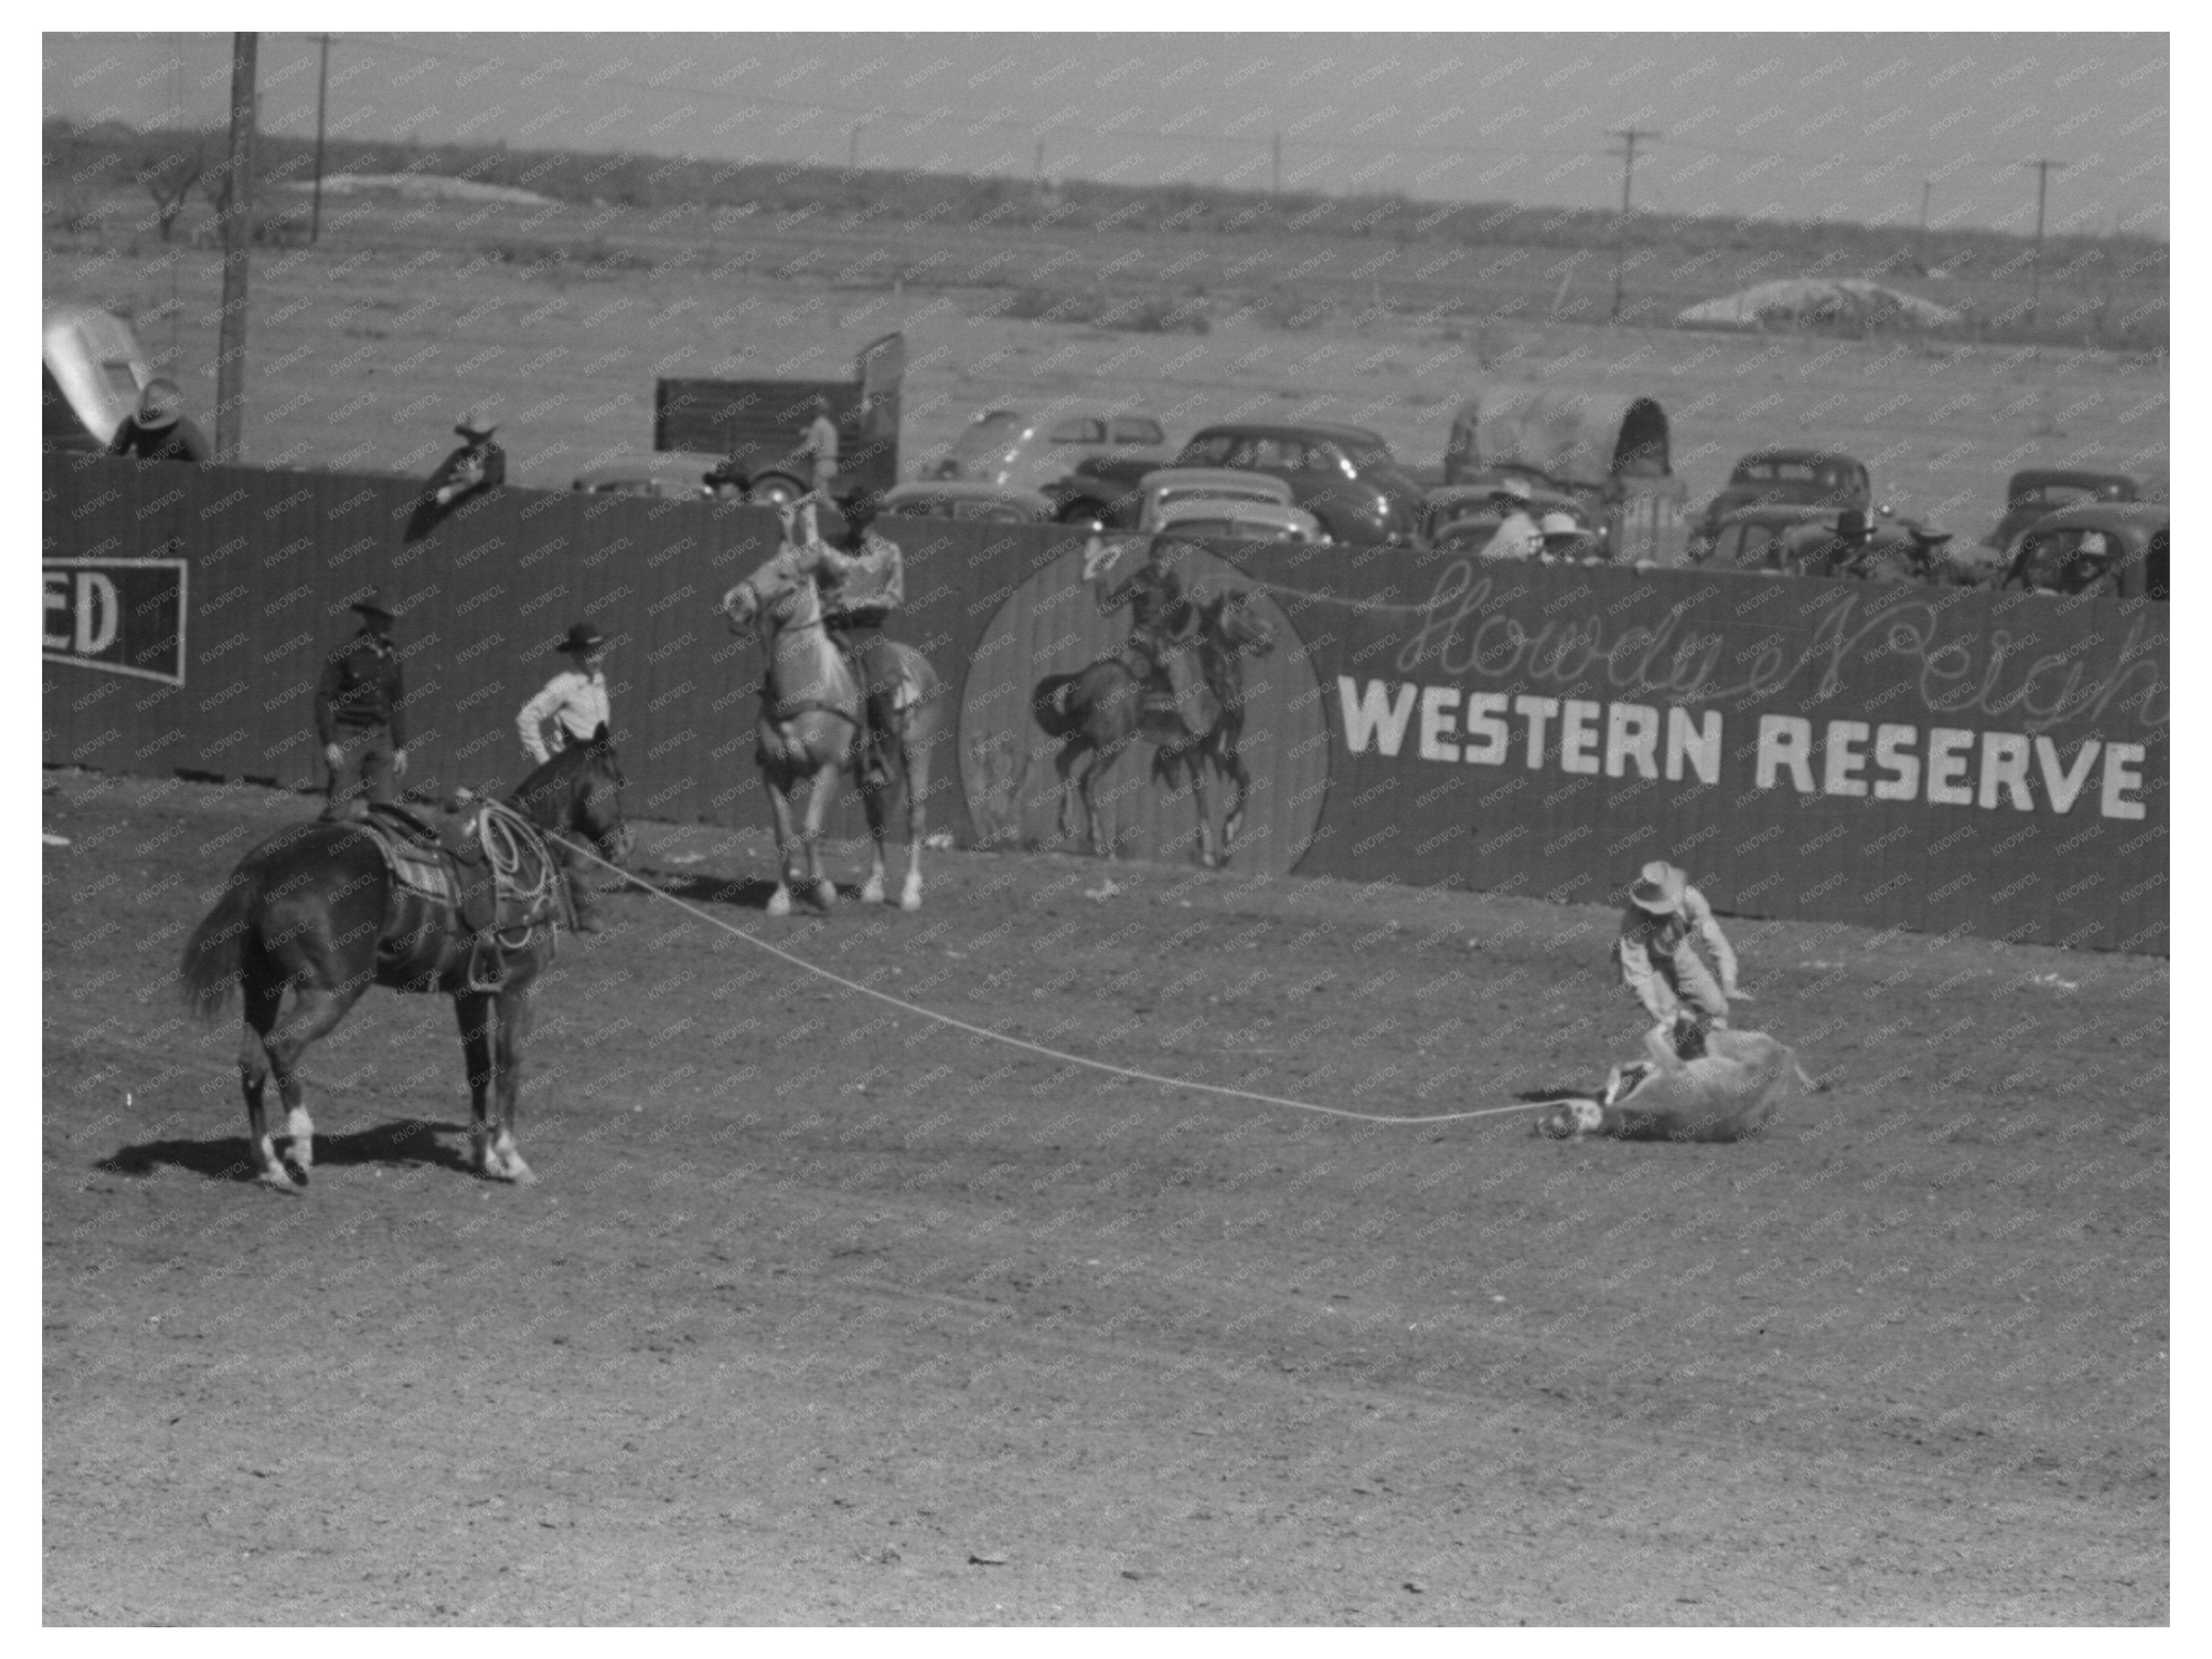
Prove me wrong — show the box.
[551,833,1548,1129]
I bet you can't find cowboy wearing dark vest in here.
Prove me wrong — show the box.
[1087,531,1204,725]
[315,588,408,819]
[784,493,905,782]
[107,378,210,464]
[516,619,615,932]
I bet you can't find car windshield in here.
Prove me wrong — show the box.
[949,412,1028,466]
[1178,435,1236,466]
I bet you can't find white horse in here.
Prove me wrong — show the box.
[719,543,943,915]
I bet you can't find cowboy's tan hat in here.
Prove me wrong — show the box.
[1629,860,1686,915]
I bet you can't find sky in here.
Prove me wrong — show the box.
[42,29,2169,238]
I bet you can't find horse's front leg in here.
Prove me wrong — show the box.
[1219,735,1253,859]
[455,990,499,1178]
[489,982,537,1185]
[1186,749,1219,869]
[802,755,840,911]
[761,747,798,918]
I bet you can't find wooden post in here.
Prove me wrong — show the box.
[213,32,258,464]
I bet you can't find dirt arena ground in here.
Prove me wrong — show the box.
[43,769,2167,1624]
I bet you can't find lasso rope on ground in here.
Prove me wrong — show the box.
[549,833,1546,1129]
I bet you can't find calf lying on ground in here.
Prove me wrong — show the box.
[1532,1027,1822,1143]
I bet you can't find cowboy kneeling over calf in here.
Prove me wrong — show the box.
[1615,860,1747,1059]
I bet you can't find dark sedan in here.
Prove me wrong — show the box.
[1168,423,1425,546]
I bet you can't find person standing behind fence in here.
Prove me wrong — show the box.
[516,619,615,931]
[315,588,408,819]
[1615,860,1747,1057]
[800,395,840,494]
[107,379,210,464]
[427,407,507,508]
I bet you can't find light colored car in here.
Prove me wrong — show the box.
[1152,497,1327,544]
[1135,468,1297,532]
[571,451,730,500]
[44,305,154,451]
[928,408,1172,494]
[877,481,1056,523]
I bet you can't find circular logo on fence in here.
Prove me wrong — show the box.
[957,535,1330,874]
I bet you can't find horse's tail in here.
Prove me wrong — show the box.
[1032,673,1083,739]
[177,864,258,1023]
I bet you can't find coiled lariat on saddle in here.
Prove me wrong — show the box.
[474,796,563,944]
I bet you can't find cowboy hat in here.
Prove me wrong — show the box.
[136,379,184,432]
[1629,860,1686,915]
[348,585,396,619]
[1539,512,1582,537]
[557,619,605,654]
[454,407,498,438]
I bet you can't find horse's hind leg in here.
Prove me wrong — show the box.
[239,977,294,1191]
[898,722,930,911]
[1185,752,1219,869]
[262,978,365,1189]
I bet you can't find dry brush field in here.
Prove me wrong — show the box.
[45,190,2168,535]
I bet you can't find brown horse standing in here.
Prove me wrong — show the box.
[719,546,944,914]
[1032,587,1276,868]
[177,731,630,1190]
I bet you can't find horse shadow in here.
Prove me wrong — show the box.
[98,1118,477,1183]
[623,866,786,912]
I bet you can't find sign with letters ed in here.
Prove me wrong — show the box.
[43,558,188,686]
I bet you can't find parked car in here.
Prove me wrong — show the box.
[1982,468,2140,552]
[927,408,1172,497]
[1152,496,1327,544]
[45,305,154,454]
[1166,422,1424,545]
[1688,504,1840,571]
[1134,468,1296,532]
[877,480,1056,524]
[572,451,729,501]
[1696,449,1872,540]
[1996,502,2168,601]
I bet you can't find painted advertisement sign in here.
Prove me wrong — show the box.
[43,457,2166,953]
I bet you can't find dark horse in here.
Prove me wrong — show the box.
[176,729,630,1191]
[1032,587,1276,868]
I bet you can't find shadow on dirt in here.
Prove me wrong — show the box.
[98,1118,476,1182]
[621,867,833,911]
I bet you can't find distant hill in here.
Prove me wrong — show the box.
[43,116,2164,278]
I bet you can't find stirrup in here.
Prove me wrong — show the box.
[465,935,507,993]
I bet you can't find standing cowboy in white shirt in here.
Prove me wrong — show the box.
[517,619,615,930]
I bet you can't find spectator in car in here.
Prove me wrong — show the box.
[1538,512,1598,564]
[107,379,210,463]
[1483,479,1544,560]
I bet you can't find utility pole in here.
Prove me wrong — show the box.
[310,34,330,243]
[2025,157,2068,325]
[1272,130,1282,199]
[214,31,257,465]
[1608,126,1659,321]
[1918,177,1932,265]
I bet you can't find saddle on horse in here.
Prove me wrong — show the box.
[347,799,561,993]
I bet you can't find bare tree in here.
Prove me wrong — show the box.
[138,140,205,242]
